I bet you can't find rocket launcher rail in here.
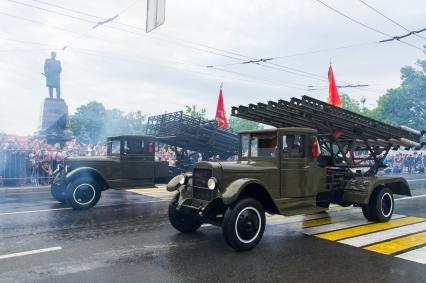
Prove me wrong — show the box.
[232,95,424,149]
[231,95,425,176]
[146,111,237,160]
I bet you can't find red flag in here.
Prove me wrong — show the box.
[328,64,341,107]
[215,84,228,128]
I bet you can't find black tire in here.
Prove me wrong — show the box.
[168,193,202,233]
[362,205,373,221]
[65,176,101,210]
[51,184,66,203]
[363,187,394,222]
[222,198,266,252]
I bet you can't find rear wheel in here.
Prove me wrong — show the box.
[65,176,101,210]
[168,193,202,233]
[222,198,266,252]
[362,187,394,222]
[51,184,66,203]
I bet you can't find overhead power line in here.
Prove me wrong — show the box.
[315,0,425,52]
[380,28,426,43]
[7,0,338,84]
[357,0,426,40]
[61,0,139,50]
[7,0,379,89]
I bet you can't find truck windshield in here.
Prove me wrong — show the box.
[108,140,121,156]
[240,132,277,158]
[251,133,277,157]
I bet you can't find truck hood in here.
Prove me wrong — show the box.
[66,156,110,162]
[193,160,278,172]
[219,160,278,172]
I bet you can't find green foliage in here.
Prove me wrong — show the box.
[340,58,425,130]
[340,93,362,113]
[374,59,426,129]
[228,116,264,132]
[69,101,146,144]
[69,101,106,144]
[185,105,206,120]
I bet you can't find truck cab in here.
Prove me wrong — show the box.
[166,128,411,251]
[51,135,169,210]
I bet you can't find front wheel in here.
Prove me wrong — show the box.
[362,187,394,222]
[222,198,266,252]
[168,193,202,233]
[65,176,101,210]
[51,184,66,203]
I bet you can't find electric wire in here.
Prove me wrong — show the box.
[3,1,390,94]
[11,0,361,83]
[357,0,426,40]
[315,0,424,51]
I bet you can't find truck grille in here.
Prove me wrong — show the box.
[192,168,212,188]
[193,187,213,201]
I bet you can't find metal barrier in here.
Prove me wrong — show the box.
[0,149,58,188]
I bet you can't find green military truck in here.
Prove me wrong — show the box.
[166,96,425,251]
[51,112,238,210]
[51,135,170,210]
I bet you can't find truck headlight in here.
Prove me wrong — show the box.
[177,174,187,185]
[207,177,217,190]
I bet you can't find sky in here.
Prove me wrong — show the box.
[0,0,425,135]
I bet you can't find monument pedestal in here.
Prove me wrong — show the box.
[34,98,73,145]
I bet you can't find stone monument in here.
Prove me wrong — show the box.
[34,51,73,145]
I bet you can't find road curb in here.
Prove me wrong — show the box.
[0,186,50,193]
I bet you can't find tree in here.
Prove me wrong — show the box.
[125,111,147,134]
[70,102,147,144]
[374,59,426,129]
[69,101,106,144]
[340,93,362,113]
[185,105,206,120]
[228,116,264,132]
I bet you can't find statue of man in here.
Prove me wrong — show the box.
[44,51,62,99]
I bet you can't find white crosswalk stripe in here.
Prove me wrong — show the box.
[269,211,426,265]
[302,214,405,235]
[339,221,426,247]
[126,188,175,200]
[396,246,426,264]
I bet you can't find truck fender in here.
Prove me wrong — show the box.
[222,178,280,214]
[370,178,412,198]
[65,167,109,191]
[167,175,180,192]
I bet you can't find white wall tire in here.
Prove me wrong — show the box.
[65,176,101,210]
[363,187,394,222]
[222,198,266,251]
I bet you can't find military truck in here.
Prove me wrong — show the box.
[51,135,170,210]
[51,112,238,210]
[166,96,425,251]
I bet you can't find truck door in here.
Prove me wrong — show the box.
[280,133,313,198]
[120,138,155,182]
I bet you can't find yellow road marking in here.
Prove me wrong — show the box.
[315,217,425,241]
[364,231,426,255]
[302,217,333,228]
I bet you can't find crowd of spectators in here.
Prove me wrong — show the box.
[0,137,106,187]
[383,151,426,174]
[155,146,203,167]
[3,134,423,187]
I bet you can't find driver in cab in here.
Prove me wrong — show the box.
[283,135,303,158]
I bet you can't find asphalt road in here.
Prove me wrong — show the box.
[0,174,425,283]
